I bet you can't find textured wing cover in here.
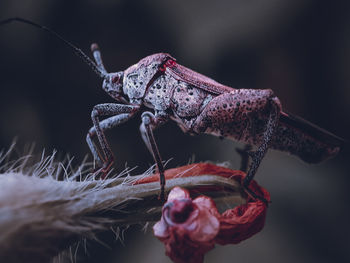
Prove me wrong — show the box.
[166,63,234,95]
[273,112,343,163]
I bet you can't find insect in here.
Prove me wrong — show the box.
[1,18,343,202]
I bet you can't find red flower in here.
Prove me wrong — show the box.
[215,178,269,245]
[153,187,220,263]
[151,163,270,263]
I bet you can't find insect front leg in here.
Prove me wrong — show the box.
[87,113,136,167]
[89,103,140,178]
[140,111,169,201]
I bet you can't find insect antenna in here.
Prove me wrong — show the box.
[0,17,107,79]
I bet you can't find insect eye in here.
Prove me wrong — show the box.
[112,75,120,83]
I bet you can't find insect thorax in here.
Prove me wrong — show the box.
[122,53,174,102]
[123,62,160,100]
[144,73,214,130]
[123,56,215,132]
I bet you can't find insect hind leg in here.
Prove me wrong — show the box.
[236,144,253,172]
[243,96,281,203]
[192,89,281,203]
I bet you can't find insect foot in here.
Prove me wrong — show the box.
[96,159,115,180]
[242,149,271,205]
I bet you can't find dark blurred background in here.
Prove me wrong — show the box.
[0,0,349,262]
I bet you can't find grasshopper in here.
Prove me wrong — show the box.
[1,18,343,202]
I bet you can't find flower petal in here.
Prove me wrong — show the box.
[153,218,169,239]
[161,227,215,263]
[153,187,220,263]
[152,163,271,263]
[190,196,220,242]
[215,180,270,245]
[167,186,190,201]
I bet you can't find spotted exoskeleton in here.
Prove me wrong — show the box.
[1,18,343,202]
[87,47,343,201]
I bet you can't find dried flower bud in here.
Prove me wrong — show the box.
[152,163,270,263]
[154,187,220,263]
[216,178,270,245]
